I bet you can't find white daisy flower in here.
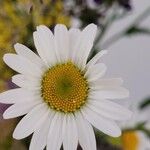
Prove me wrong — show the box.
[0,24,132,150]
[119,102,150,150]
[121,130,150,150]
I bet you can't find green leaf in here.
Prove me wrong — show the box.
[139,97,150,109]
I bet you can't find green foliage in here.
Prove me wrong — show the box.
[139,97,150,109]
[125,26,150,36]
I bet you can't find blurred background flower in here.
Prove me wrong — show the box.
[0,0,70,84]
[0,0,150,149]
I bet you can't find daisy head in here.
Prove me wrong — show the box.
[121,130,150,150]
[0,24,132,150]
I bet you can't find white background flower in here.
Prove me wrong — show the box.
[121,130,150,150]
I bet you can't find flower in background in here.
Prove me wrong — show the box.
[17,0,70,27]
[118,101,150,150]
[0,24,132,150]
[121,130,150,150]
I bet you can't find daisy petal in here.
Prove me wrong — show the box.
[88,99,132,121]
[86,50,108,69]
[85,63,107,82]
[69,28,81,65]
[0,88,39,104]
[3,54,42,77]
[13,103,48,139]
[47,113,63,150]
[29,111,55,150]
[54,24,69,62]
[36,25,57,65]
[81,107,121,137]
[12,74,41,90]
[14,43,46,70]
[63,114,78,150]
[3,100,41,119]
[90,78,123,89]
[137,131,150,149]
[77,24,97,69]
[75,112,96,150]
[90,87,129,99]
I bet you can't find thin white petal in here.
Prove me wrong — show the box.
[86,50,107,69]
[3,54,43,77]
[63,114,78,150]
[14,43,46,70]
[29,111,55,150]
[0,88,39,104]
[47,113,63,150]
[76,24,97,69]
[3,100,41,119]
[81,107,121,137]
[85,63,107,82]
[12,74,41,90]
[90,78,123,90]
[89,87,129,99]
[75,112,96,150]
[54,24,69,62]
[13,103,48,139]
[87,99,132,120]
[69,28,81,65]
[36,25,57,65]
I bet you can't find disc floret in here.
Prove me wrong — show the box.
[41,62,89,113]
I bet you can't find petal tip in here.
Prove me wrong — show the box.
[3,53,11,63]
[36,25,46,31]
[14,43,20,48]
[13,129,22,140]
[3,111,9,119]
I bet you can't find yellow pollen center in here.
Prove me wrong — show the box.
[41,62,89,113]
[121,131,139,150]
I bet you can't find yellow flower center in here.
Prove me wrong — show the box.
[121,131,139,150]
[41,62,89,113]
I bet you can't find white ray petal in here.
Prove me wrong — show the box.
[63,114,78,150]
[76,24,97,69]
[87,99,132,121]
[33,31,54,66]
[54,24,69,63]
[89,87,129,99]
[137,131,150,149]
[0,88,40,104]
[81,107,121,137]
[90,78,123,89]
[85,63,107,82]
[3,54,43,77]
[86,50,107,69]
[75,112,96,150]
[14,43,46,70]
[12,74,41,90]
[13,103,49,139]
[36,25,57,65]
[3,100,41,119]
[69,28,81,65]
[47,113,63,150]
[29,111,55,150]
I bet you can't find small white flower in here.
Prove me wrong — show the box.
[0,24,132,150]
[121,130,150,150]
